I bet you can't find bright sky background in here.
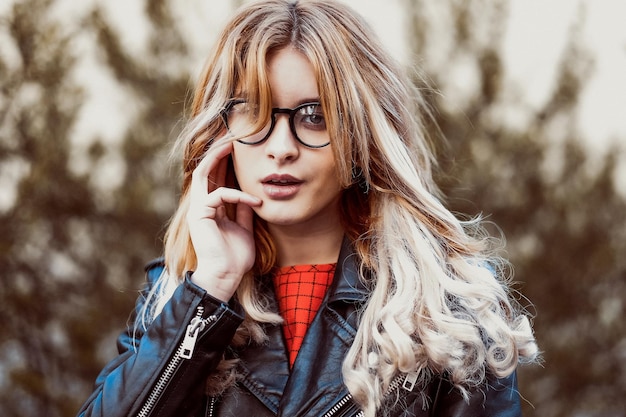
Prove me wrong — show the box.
[1,0,624,197]
[349,0,626,151]
[53,0,624,151]
[505,0,626,149]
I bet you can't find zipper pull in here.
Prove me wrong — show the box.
[181,316,206,359]
[402,371,419,391]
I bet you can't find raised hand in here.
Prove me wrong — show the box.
[186,140,262,302]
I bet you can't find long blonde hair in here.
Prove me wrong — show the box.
[143,1,538,415]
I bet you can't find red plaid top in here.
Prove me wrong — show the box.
[273,263,336,368]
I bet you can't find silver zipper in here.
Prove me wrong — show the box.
[389,370,419,392]
[136,306,216,417]
[322,371,419,417]
[206,396,216,417]
[322,393,363,417]
[181,306,215,359]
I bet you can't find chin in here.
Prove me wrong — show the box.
[259,214,301,227]
[253,207,297,225]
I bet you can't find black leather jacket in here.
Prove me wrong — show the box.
[78,240,522,417]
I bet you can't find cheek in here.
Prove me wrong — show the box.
[231,146,253,188]
[231,144,245,171]
[321,158,342,189]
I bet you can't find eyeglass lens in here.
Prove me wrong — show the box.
[224,101,330,148]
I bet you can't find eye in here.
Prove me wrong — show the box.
[296,104,326,131]
[227,101,254,117]
[225,100,259,128]
[224,100,269,142]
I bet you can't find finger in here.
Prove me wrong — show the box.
[191,140,233,195]
[215,205,227,219]
[236,200,256,234]
[208,146,229,193]
[192,206,217,220]
[204,187,261,209]
[189,187,260,221]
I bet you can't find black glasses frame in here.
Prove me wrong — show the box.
[221,100,330,148]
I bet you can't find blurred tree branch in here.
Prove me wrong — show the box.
[1,0,624,416]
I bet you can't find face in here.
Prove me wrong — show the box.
[231,47,343,233]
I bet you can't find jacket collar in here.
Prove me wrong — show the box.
[235,236,369,415]
[327,236,369,304]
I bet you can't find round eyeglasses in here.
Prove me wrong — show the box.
[221,100,330,148]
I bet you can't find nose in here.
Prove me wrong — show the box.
[264,115,299,162]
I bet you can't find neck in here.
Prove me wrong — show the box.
[268,221,344,267]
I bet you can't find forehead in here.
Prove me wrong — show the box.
[263,47,320,106]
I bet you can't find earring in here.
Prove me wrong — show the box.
[352,167,370,194]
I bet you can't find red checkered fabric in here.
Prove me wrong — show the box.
[273,263,336,368]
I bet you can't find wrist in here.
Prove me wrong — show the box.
[190,269,239,302]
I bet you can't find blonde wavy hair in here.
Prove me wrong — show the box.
[140,0,538,415]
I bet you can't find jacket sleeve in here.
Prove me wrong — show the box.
[76,261,245,417]
[431,371,522,417]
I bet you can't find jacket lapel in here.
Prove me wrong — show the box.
[236,320,290,414]
[236,237,369,416]
[281,238,368,416]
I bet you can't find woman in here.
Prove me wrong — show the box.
[78,1,538,416]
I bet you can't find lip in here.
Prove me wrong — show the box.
[260,174,303,199]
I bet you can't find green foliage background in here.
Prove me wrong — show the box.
[0,0,624,416]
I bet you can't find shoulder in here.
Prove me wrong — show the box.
[432,370,521,416]
[144,257,165,285]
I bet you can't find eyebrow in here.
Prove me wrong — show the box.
[230,95,321,107]
[294,97,321,105]
[274,97,321,108]
[239,94,320,103]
